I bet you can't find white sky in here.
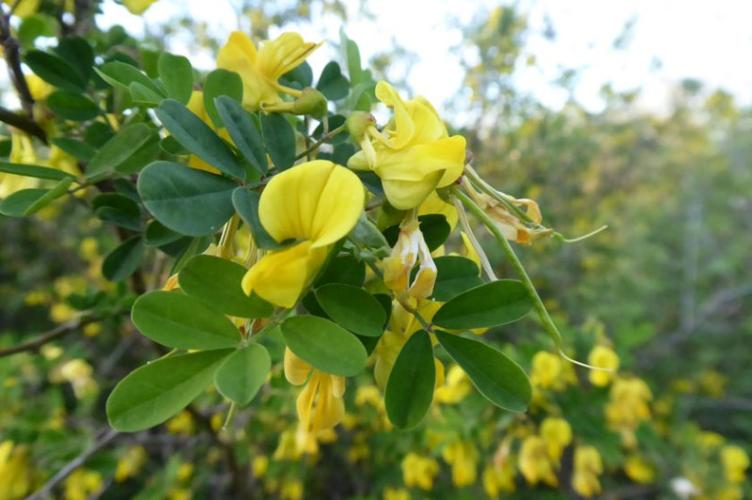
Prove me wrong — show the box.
[6,0,751,115]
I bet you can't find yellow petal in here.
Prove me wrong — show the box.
[241,241,328,308]
[284,348,311,386]
[375,81,415,149]
[122,0,157,15]
[382,171,444,211]
[258,160,365,247]
[257,32,320,81]
[217,32,277,109]
[419,191,458,228]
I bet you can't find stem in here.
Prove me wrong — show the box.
[464,164,541,228]
[222,402,237,431]
[0,105,47,143]
[294,123,347,161]
[452,187,562,347]
[0,9,36,118]
[0,314,101,358]
[452,196,497,280]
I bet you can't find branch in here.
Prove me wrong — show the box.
[0,9,36,117]
[26,429,120,500]
[0,315,96,358]
[0,105,48,143]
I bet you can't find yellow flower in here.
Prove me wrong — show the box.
[64,469,102,500]
[721,445,750,483]
[348,81,466,210]
[383,214,437,299]
[519,436,558,487]
[0,441,33,499]
[115,446,147,482]
[605,377,652,448]
[530,351,575,391]
[588,345,619,387]
[122,0,158,15]
[383,486,411,500]
[418,191,458,228]
[26,74,53,101]
[435,365,472,404]
[242,160,365,307]
[1,133,38,198]
[217,31,319,110]
[166,410,195,435]
[280,479,303,500]
[442,440,478,487]
[624,454,655,484]
[3,0,39,17]
[540,417,572,462]
[284,348,346,434]
[572,445,603,498]
[55,359,97,399]
[401,452,439,490]
[483,463,516,498]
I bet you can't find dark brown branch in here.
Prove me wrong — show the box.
[0,9,36,117]
[0,105,47,143]
[0,316,95,358]
[26,429,120,500]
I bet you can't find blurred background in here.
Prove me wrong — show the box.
[1,1,750,498]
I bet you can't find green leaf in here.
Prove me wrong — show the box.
[215,96,266,174]
[25,50,86,91]
[96,61,165,97]
[0,177,73,217]
[383,214,450,252]
[315,253,365,287]
[51,138,96,161]
[145,220,183,246]
[93,193,141,231]
[0,161,75,180]
[107,349,232,432]
[214,343,271,406]
[54,37,94,83]
[129,81,164,106]
[87,123,160,177]
[316,62,350,100]
[281,62,313,88]
[102,236,144,281]
[385,331,435,429]
[17,14,57,48]
[315,284,385,337]
[203,69,243,127]
[435,331,531,412]
[280,315,367,376]
[432,256,483,301]
[137,161,236,236]
[179,255,273,318]
[131,291,241,349]
[47,90,99,121]
[156,99,245,179]
[158,52,193,104]
[432,280,532,330]
[261,113,295,171]
[231,188,279,249]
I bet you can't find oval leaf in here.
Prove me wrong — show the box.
[155,99,245,179]
[0,177,73,217]
[260,113,295,171]
[432,256,483,301]
[138,161,237,236]
[231,188,280,249]
[215,96,266,173]
[47,90,99,121]
[179,255,273,318]
[102,236,144,281]
[315,283,385,337]
[106,349,232,432]
[433,280,532,330]
[87,123,159,177]
[280,315,367,376]
[435,331,531,412]
[131,291,240,350]
[214,343,271,406]
[385,331,435,429]
[158,52,193,104]
[203,69,243,127]
[0,161,74,180]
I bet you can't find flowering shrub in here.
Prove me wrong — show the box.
[0,1,748,499]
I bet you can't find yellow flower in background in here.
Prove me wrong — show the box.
[572,445,603,498]
[54,359,98,399]
[519,436,558,487]
[483,463,516,498]
[383,215,437,299]
[166,410,195,435]
[280,479,303,500]
[1,133,38,198]
[605,377,652,448]
[348,81,466,210]
[64,469,102,500]
[114,446,147,482]
[3,0,39,17]
[26,74,53,101]
[434,365,472,404]
[442,440,478,487]
[401,452,439,490]
[242,160,365,307]
[383,487,410,500]
[624,454,655,484]
[721,445,750,483]
[217,31,319,110]
[540,417,572,462]
[122,0,158,15]
[0,441,33,499]
[251,455,268,478]
[284,348,346,435]
[588,345,619,387]
[530,351,575,391]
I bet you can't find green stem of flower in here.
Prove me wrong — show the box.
[222,402,237,431]
[452,187,562,347]
[294,123,347,161]
[464,164,543,228]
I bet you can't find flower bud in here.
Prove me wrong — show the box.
[291,88,328,118]
[347,111,376,142]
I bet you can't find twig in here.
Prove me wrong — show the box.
[294,123,347,161]
[0,316,95,358]
[27,429,120,500]
[0,105,48,143]
[0,8,36,117]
